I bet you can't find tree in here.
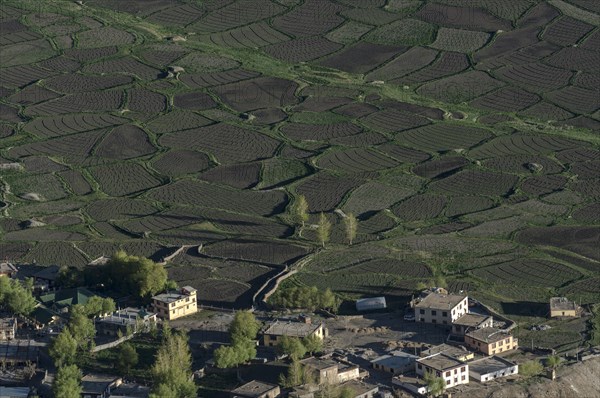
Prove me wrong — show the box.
[229,311,261,343]
[270,286,339,312]
[57,266,83,288]
[86,251,167,299]
[277,336,307,360]
[316,212,332,248]
[151,332,196,398]
[50,330,78,367]
[303,335,323,356]
[0,277,11,303]
[290,195,309,236]
[67,305,96,351]
[3,279,36,316]
[343,212,358,246]
[84,296,116,318]
[423,370,445,397]
[279,359,305,388]
[520,360,544,378]
[116,343,138,375]
[53,365,82,398]
[214,336,256,368]
[165,279,179,291]
[320,288,337,311]
[546,355,561,369]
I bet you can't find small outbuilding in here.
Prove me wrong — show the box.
[469,356,518,382]
[392,375,429,396]
[356,297,386,312]
[231,380,281,398]
[371,351,418,374]
[452,313,493,336]
[549,297,579,318]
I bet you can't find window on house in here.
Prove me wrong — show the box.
[443,321,447,325]
[462,375,465,381]
[442,311,448,317]
[492,343,496,348]
[446,371,450,377]
[432,319,436,324]
[417,364,422,370]
[461,367,466,372]
[432,310,437,316]
[505,338,510,344]
[420,309,425,314]
[454,369,457,374]
[446,380,451,385]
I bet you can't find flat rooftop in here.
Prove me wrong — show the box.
[372,353,417,369]
[300,357,338,370]
[550,297,577,311]
[418,353,464,371]
[263,321,321,338]
[339,380,378,395]
[81,374,120,394]
[469,356,516,374]
[454,313,491,327]
[420,344,470,359]
[415,293,467,310]
[231,380,279,397]
[99,307,156,325]
[152,291,189,303]
[466,327,511,344]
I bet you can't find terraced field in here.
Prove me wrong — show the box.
[0,0,598,320]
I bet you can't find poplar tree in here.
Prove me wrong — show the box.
[343,212,357,246]
[316,212,332,248]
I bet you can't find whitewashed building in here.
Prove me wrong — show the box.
[414,293,468,325]
[469,356,518,383]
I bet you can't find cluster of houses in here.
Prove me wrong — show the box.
[1,261,199,397]
[0,260,586,397]
[385,290,520,395]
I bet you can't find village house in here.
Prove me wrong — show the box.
[0,317,17,340]
[109,382,151,398]
[0,387,31,398]
[414,293,469,325]
[0,339,40,367]
[468,356,519,383]
[261,319,327,347]
[416,353,469,389]
[371,351,419,375]
[549,297,579,318]
[81,374,122,398]
[96,307,157,337]
[0,261,18,278]
[29,305,61,330]
[151,286,197,321]
[38,287,96,314]
[420,344,474,362]
[231,380,281,398]
[465,327,518,356]
[451,313,493,336]
[32,265,60,291]
[300,357,360,384]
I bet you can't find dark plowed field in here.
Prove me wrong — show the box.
[1,0,598,319]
